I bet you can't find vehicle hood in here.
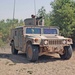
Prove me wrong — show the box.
[26,35,66,40]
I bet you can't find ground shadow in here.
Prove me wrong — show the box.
[0,53,62,64]
[38,55,61,63]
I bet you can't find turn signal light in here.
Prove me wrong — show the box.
[34,38,38,42]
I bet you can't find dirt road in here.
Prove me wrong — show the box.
[0,46,75,75]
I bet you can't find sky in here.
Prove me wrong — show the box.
[0,0,54,20]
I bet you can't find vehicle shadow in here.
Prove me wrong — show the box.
[0,53,62,64]
[38,55,61,63]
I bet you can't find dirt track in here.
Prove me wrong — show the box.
[0,46,75,75]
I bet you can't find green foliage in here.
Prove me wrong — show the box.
[0,39,5,47]
[37,6,46,17]
[0,19,24,47]
[37,6,51,26]
[50,0,75,37]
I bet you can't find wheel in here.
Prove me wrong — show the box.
[60,45,72,60]
[26,44,39,62]
[11,42,18,55]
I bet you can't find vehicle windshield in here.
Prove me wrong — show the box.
[43,28,57,34]
[26,28,41,34]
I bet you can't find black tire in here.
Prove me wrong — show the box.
[26,44,39,62]
[60,45,72,60]
[11,42,18,55]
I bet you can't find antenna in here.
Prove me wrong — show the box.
[13,0,16,20]
[34,0,36,16]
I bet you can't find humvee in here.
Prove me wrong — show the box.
[10,15,73,61]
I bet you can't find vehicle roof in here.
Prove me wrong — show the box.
[15,26,23,29]
[14,25,59,29]
[24,25,59,29]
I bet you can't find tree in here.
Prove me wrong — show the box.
[0,19,24,47]
[37,6,51,26]
[50,0,75,37]
[37,6,46,17]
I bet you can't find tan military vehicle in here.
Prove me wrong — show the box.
[10,16,73,61]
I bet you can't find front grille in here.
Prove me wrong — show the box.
[49,40,62,45]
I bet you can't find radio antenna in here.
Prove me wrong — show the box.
[34,0,36,16]
[13,0,16,20]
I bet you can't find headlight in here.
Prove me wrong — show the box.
[34,38,38,42]
[33,38,39,42]
[68,39,72,42]
[44,40,48,45]
[62,40,67,44]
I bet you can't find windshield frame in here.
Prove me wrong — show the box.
[43,28,58,34]
[24,27,41,35]
[24,26,59,35]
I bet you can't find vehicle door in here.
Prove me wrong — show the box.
[18,28,23,50]
[14,30,19,47]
